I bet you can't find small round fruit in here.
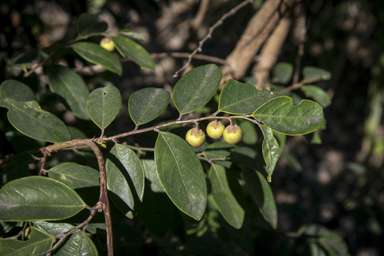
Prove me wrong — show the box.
[186,128,206,147]
[100,37,115,52]
[206,120,225,139]
[223,124,243,144]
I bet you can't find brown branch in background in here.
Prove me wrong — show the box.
[252,16,292,88]
[172,0,253,78]
[192,0,210,31]
[42,139,113,256]
[292,3,307,85]
[221,0,293,87]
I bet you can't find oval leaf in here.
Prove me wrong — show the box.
[303,66,331,81]
[71,42,122,75]
[35,221,74,236]
[0,80,35,105]
[272,62,293,84]
[239,120,258,145]
[0,176,86,221]
[209,164,245,229]
[55,230,99,256]
[120,29,144,41]
[303,85,331,107]
[154,132,207,220]
[48,162,99,189]
[87,85,122,131]
[106,144,145,218]
[5,100,71,143]
[0,227,55,256]
[241,168,277,228]
[111,36,155,70]
[259,124,280,182]
[7,50,39,69]
[77,13,108,37]
[46,65,90,119]
[218,80,277,114]
[252,96,325,135]
[128,88,170,126]
[173,64,222,115]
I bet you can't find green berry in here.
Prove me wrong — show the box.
[206,120,225,139]
[223,124,243,144]
[100,37,115,52]
[186,128,206,147]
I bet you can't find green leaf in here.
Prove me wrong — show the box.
[303,85,331,107]
[173,64,222,115]
[138,160,174,238]
[5,130,45,152]
[71,42,122,75]
[303,66,331,81]
[48,162,99,189]
[46,65,90,119]
[54,230,99,256]
[111,36,155,70]
[128,88,170,126]
[218,80,277,114]
[7,50,39,69]
[0,80,35,105]
[272,62,293,84]
[252,96,325,135]
[1,152,35,185]
[154,132,207,220]
[77,13,108,37]
[209,164,245,229]
[0,176,86,221]
[0,227,55,256]
[106,144,145,218]
[120,29,144,41]
[87,85,122,131]
[259,124,280,182]
[319,231,349,256]
[4,100,71,143]
[35,221,74,236]
[242,168,277,228]
[239,120,258,145]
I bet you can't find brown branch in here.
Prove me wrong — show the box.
[252,15,292,88]
[192,0,210,31]
[172,0,254,78]
[292,3,307,85]
[221,0,293,87]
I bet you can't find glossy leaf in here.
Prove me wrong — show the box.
[173,64,222,115]
[46,65,90,119]
[259,124,280,182]
[7,50,39,69]
[272,62,293,84]
[242,168,277,229]
[71,42,122,75]
[87,85,122,131]
[303,66,331,81]
[120,29,144,41]
[154,132,207,220]
[209,164,245,229]
[218,80,277,114]
[106,144,145,218]
[138,160,174,238]
[111,36,155,70]
[35,221,74,236]
[303,85,331,107]
[54,230,99,256]
[0,80,35,105]
[48,162,99,189]
[0,176,86,221]
[77,13,108,36]
[4,100,71,143]
[0,227,54,256]
[252,96,325,135]
[128,88,170,126]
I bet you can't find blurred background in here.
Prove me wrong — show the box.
[1,0,384,255]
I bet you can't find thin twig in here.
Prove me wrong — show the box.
[276,77,320,96]
[172,0,254,78]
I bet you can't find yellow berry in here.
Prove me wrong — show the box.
[223,124,243,144]
[100,37,115,52]
[186,128,206,147]
[206,120,225,139]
